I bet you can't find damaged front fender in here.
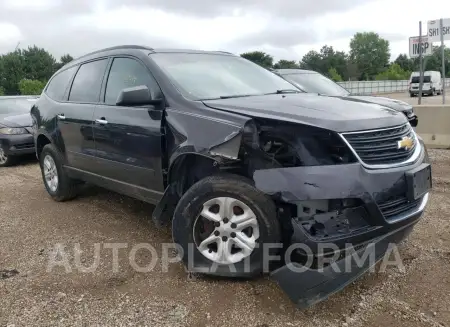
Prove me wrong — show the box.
[164,108,251,165]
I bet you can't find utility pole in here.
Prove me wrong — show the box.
[418,21,424,105]
[440,18,446,104]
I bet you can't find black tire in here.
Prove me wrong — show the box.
[0,144,16,167]
[409,93,414,97]
[172,173,281,278]
[39,144,78,201]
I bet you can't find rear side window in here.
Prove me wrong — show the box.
[104,57,159,105]
[69,59,108,103]
[411,76,431,83]
[46,66,77,101]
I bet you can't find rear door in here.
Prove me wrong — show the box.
[57,58,109,171]
[92,56,165,201]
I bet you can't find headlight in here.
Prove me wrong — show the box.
[0,127,28,135]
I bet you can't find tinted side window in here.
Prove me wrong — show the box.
[46,66,77,101]
[69,59,108,103]
[104,57,158,105]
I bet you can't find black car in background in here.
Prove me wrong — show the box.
[31,46,431,308]
[0,96,39,167]
[274,69,418,127]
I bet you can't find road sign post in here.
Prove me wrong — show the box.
[418,22,424,105]
[428,18,449,104]
[440,18,446,104]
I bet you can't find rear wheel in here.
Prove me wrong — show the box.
[172,174,281,277]
[0,145,16,167]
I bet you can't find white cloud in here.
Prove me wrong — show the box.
[0,23,21,50]
[2,0,57,11]
[0,0,449,61]
[71,6,266,50]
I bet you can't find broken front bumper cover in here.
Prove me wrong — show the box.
[253,141,430,308]
[270,194,428,308]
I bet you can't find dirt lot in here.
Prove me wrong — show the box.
[1,151,449,327]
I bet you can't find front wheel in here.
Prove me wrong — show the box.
[172,174,281,278]
[0,144,16,167]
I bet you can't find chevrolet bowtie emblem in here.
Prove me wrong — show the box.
[397,136,414,150]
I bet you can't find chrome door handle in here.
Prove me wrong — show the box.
[57,114,65,120]
[95,119,108,125]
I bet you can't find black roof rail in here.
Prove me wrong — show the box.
[214,51,234,55]
[74,45,154,61]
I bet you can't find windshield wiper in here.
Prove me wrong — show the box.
[216,90,300,100]
[219,94,255,99]
[266,89,301,95]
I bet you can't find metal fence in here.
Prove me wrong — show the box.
[338,78,450,95]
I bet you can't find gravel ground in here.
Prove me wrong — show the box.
[1,151,449,327]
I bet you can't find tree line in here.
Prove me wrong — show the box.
[1,32,449,96]
[242,32,450,82]
[0,45,74,96]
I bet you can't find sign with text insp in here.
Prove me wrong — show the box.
[427,18,450,42]
[409,36,432,58]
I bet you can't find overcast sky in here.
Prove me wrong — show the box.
[0,0,449,62]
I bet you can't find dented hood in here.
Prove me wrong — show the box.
[203,93,407,132]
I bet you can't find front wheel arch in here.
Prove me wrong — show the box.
[36,134,51,159]
[168,153,221,196]
[152,153,221,226]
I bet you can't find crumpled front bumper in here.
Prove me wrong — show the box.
[269,212,423,308]
[253,139,431,308]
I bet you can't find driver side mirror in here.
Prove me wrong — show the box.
[116,85,162,106]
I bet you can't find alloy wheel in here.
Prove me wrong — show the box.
[0,146,7,165]
[43,155,59,192]
[193,196,260,265]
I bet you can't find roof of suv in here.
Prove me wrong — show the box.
[67,45,235,68]
[275,69,316,75]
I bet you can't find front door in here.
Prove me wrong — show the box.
[92,56,165,202]
[57,58,109,172]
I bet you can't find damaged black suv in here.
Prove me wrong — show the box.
[31,46,432,308]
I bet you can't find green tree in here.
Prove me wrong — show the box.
[54,54,74,71]
[424,45,450,76]
[328,67,343,82]
[375,63,410,80]
[299,50,323,72]
[320,46,349,79]
[18,79,46,95]
[350,32,390,80]
[273,59,299,69]
[0,50,25,95]
[394,54,416,72]
[300,46,350,79]
[22,45,56,82]
[240,51,274,68]
[0,86,4,96]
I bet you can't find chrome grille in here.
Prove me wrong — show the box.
[341,124,417,166]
